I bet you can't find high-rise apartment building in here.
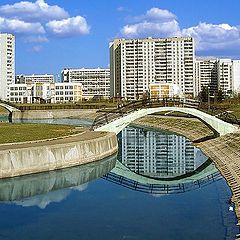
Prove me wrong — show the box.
[232,60,240,92]
[217,59,233,95]
[0,33,15,100]
[195,58,240,96]
[110,37,195,100]
[62,68,110,99]
[195,58,218,94]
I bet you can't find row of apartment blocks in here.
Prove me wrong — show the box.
[0,33,239,103]
[7,69,110,103]
[110,37,240,100]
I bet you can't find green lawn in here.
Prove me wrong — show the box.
[0,107,9,115]
[0,123,83,144]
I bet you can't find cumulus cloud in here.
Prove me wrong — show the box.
[182,22,240,50]
[122,20,181,38]
[121,7,181,38]
[0,17,45,34]
[0,0,90,51]
[24,35,49,43]
[46,16,90,37]
[0,0,69,22]
[120,7,240,52]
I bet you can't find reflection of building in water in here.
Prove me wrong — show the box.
[120,127,207,178]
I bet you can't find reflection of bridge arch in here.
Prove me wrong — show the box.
[95,107,238,136]
[102,161,222,195]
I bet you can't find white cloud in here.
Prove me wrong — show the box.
[0,17,45,34]
[145,8,177,22]
[182,22,240,50]
[24,35,48,43]
[120,7,240,52]
[0,1,90,40]
[121,20,181,38]
[31,45,43,52]
[0,0,69,22]
[46,16,90,37]
[121,7,180,38]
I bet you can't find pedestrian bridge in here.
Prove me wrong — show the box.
[94,106,239,136]
[0,102,20,113]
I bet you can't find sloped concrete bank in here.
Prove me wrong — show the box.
[12,109,97,120]
[0,131,118,179]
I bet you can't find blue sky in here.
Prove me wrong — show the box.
[0,0,240,75]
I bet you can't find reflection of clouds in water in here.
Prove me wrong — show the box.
[71,183,88,192]
[151,193,165,198]
[195,149,208,168]
[13,183,88,209]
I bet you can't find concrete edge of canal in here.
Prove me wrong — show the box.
[0,131,118,179]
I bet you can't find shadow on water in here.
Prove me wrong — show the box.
[0,154,117,205]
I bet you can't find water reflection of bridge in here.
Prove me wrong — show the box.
[103,170,221,195]
[102,126,222,195]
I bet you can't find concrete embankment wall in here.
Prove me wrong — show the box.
[0,132,118,179]
[12,109,97,120]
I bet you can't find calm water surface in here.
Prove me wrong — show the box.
[0,118,239,240]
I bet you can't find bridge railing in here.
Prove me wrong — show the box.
[91,97,200,130]
[91,97,240,130]
[102,171,222,195]
[0,99,18,109]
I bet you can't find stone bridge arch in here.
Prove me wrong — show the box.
[95,107,239,136]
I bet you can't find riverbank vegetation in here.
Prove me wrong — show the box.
[0,123,83,144]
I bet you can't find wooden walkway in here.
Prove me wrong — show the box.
[197,132,240,224]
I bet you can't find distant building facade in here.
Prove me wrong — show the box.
[195,58,240,96]
[16,74,54,84]
[110,37,196,100]
[0,33,15,100]
[8,82,82,103]
[62,68,110,99]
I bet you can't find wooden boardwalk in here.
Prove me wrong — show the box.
[197,132,240,224]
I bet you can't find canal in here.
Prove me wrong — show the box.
[0,117,239,239]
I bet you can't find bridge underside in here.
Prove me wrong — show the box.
[95,107,239,136]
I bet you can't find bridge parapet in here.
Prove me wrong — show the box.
[94,104,239,136]
[91,98,239,135]
[0,100,20,113]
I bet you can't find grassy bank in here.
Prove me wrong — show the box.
[0,107,9,115]
[0,123,83,144]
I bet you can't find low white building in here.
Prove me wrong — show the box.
[8,82,82,103]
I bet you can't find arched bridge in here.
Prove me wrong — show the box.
[92,99,239,136]
[0,102,20,113]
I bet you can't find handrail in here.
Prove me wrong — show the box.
[90,98,240,130]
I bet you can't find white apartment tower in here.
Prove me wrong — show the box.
[232,60,240,92]
[0,33,15,100]
[195,58,218,94]
[195,58,240,96]
[217,59,233,95]
[110,37,196,100]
